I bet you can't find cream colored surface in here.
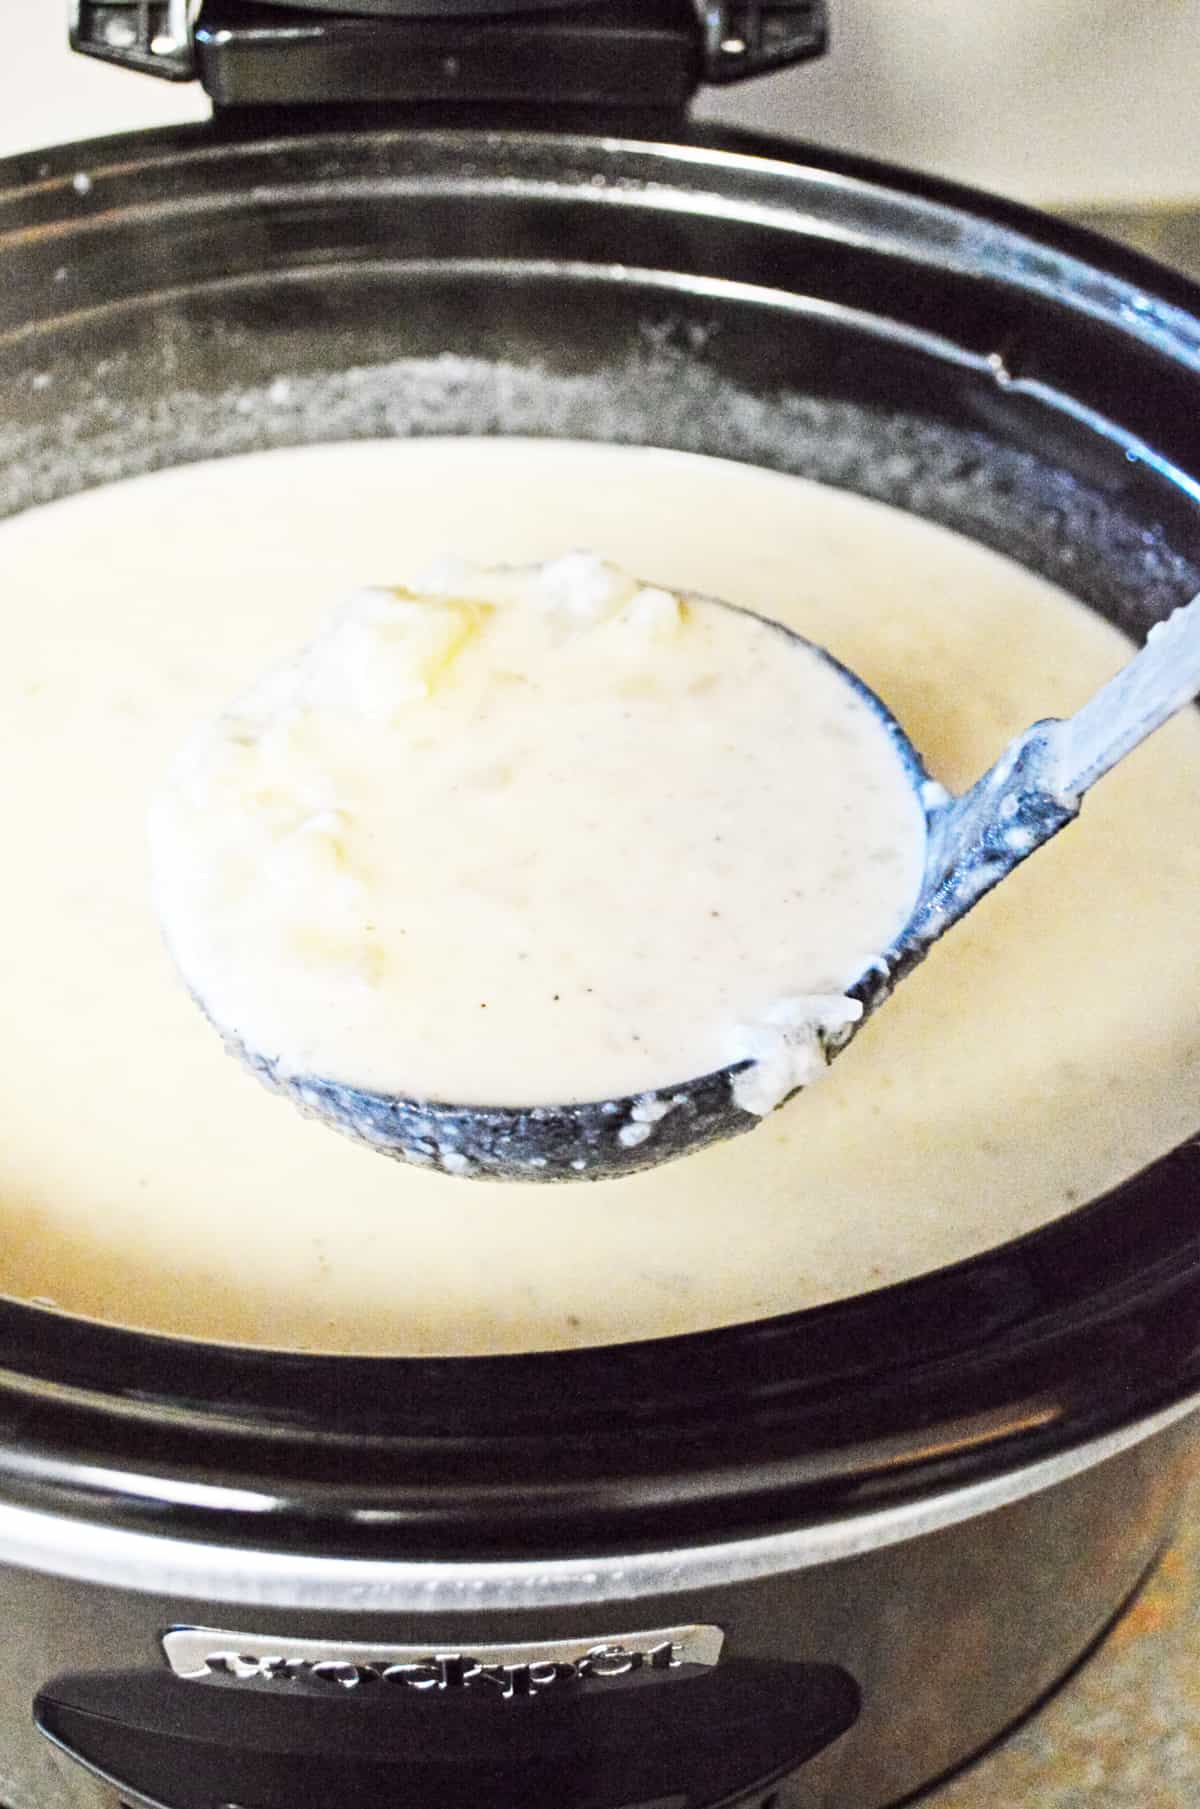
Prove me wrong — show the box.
[2,438,1199,1354]
[150,553,924,1108]
[696,0,1200,210]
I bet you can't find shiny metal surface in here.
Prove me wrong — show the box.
[7,1420,1193,1809]
[161,1620,726,1681]
[0,1395,1193,1609]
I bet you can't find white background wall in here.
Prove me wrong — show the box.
[8,0,1200,207]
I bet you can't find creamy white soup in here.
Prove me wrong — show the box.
[149,552,927,1117]
[2,438,1198,1354]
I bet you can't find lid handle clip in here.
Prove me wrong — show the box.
[69,0,198,81]
[696,0,828,83]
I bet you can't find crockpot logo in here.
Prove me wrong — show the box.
[162,1624,724,1702]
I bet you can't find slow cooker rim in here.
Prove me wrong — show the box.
[8,112,1200,301]
[0,1136,1198,1558]
[9,115,1200,371]
[1,122,1199,1558]
[0,1389,1194,1600]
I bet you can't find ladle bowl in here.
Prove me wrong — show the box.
[226,591,1200,1182]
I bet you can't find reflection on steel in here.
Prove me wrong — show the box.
[163,1622,726,1698]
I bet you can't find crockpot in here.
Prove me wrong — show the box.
[3,84,1200,1809]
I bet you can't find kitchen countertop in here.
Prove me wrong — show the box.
[1065,203,1200,286]
[922,1472,1200,1806]
[921,202,1200,1809]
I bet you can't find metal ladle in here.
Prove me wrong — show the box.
[241,592,1200,1184]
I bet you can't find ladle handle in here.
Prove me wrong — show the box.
[1047,590,1200,799]
[905,591,1200,953]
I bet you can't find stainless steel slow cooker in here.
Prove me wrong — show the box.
[3,5,1200,1805]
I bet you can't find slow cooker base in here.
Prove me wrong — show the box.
[8,1419,1195,1809]
[8,1554,1179,1809]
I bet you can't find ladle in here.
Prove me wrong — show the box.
[235,592,1200,1184]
